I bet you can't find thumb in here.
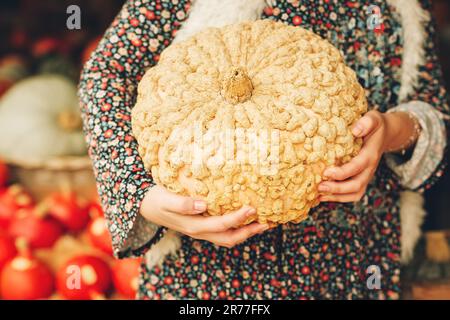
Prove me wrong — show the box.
[352,111,381,138]
[159,187,207,215]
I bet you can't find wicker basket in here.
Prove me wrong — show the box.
[7,156,97,201]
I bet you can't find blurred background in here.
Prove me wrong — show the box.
[0,0,449,300]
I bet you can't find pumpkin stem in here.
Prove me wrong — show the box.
[221,67,253,104]
[57,111,82,132]
[34,201,49,219]
[15,237,31,257]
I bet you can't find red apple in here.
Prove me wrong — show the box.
[57,255,112,300]
[0,80,13,97]
[8,207,63,249]
[0,233,16,271]
[10,30,28,49]
[82,36,101,64]
[0,247,54,300]
[86,216,113,255]
[45,192,90,232]
[0,185,34,229]
[32,37,62,57]
[86,201,104,218]
[112,258,142,299]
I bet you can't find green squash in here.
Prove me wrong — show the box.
[0,75,86,162]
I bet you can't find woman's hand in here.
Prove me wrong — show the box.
[318,110,418,202]
[140,185,269,248]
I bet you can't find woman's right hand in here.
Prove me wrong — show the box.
[140,185,269,248]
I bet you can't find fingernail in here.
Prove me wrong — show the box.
[352,124,363,137]
[194,200,207,213]
[318,184,330,192]
[246,208,256,217]
[323,168,335,178]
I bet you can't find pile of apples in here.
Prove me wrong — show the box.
[0,160,142,300]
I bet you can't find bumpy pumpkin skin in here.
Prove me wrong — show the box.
[132,20,367,225]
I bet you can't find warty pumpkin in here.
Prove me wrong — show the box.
[132,20,367,225]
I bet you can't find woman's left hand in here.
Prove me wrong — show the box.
[318,110,390,203]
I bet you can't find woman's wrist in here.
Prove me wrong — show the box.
[382,111,421,154]
[140,186,158,223]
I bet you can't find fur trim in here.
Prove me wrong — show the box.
[145,0,430,268]
[388,0,430,264]
[387,0,429,102]
[173,0,268,43]
[145,229,181,268]
[399,191,426,263]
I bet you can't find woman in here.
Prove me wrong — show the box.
[79,0,449,299]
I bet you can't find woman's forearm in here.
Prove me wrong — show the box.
[383,102,447,190]
[78,0,190,257]
[383,111,421,153]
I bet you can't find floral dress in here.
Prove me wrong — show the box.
[78,0,449,300]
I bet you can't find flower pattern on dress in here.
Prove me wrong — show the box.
[79,0,192,257]
[78,0,449,300]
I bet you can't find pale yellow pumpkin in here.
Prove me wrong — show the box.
[132,20,367,225]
